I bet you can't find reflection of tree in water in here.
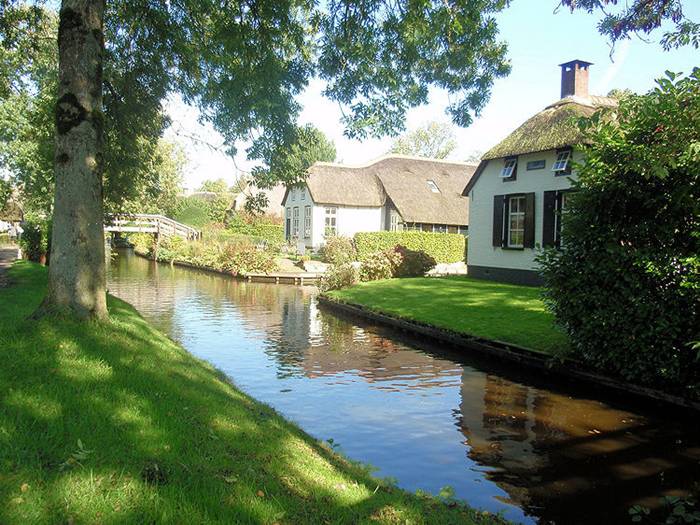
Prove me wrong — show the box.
[457,372,700,524]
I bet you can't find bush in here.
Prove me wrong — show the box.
[354,231,465,263]
[129,233,155,256]
[538,71,700,398]
[320,235,356,265]
[225,214,284,250]
[391,245,437,277]
[359,250,395,282]
[19,220,50,262]
[318,263,359,292]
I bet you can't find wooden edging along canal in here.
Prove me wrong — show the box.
[317,294,700,412]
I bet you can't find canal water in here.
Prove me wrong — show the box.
[107,249,700,524]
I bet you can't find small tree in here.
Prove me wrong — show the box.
[389,121,456,159]
[538,69,700,397]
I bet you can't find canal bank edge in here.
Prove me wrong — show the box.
[317,294,700,412]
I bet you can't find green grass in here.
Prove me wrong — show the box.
[0,262,503,524]
[327,277,569,355]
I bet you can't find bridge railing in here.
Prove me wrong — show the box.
[105,214,201,240]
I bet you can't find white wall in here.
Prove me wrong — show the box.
[467,149,583,271]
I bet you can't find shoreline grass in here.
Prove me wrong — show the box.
[326,276,569,355]
[0,261,503,524]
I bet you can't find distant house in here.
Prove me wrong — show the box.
[0,197,23,232]
[462,60,617,286]
[282,155,475,249]
[231,180,286,219]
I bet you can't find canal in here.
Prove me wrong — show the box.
[107,249,700,524]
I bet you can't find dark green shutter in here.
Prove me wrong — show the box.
[524,192,536,248]
[542,191,557,247]
[493,195,505,247]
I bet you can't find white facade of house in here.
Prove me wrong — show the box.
[283,186,384,249]
[466,149,582,282]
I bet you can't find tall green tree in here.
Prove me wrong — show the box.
[12,0,510,319]
[538,69,700,396]
[389,121,457,159]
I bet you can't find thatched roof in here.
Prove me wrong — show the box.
[300,155,475,226]
[482,95,617,161]
[463,95,617,196]
[0,198,23,222]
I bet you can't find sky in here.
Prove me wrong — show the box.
[165,1,700,191]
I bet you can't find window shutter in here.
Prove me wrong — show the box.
[523,192,536,248]
[492,195,505,247]
[542,191,557,247]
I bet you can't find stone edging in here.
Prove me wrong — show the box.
[317,295,700,412]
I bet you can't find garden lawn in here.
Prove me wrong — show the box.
[327,277,568,355]
[0,261,503,525]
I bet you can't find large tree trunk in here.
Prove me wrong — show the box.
[38,0,107,319]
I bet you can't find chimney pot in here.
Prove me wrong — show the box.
[559,59,593,99]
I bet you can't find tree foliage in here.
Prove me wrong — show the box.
[538,69,700,397]
[389,121,457,159]
[559,0,699,50]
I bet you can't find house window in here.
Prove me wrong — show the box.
[292,207,300,237]
[507,196,526,248]
[458,225,468,236]
[285,207,291,240]
[432,224,447,233]
[324,207,337,236]
[526,160,546,170]
[303,205,311,238]
[552,150,571,173]
[290,188,295,201]
[501,157,517,180]
[426,180,440,193]
[390,212,400,232]
[554,192,568,246]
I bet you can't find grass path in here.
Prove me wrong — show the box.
[327,277,569,355]
[0,261,503,524]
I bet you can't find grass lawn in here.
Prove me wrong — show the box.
[327,276,569,355]
[0,262,503,524]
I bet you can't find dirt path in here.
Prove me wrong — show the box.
[0,245,18,288]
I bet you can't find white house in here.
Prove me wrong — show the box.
[462,60,617,285]
[282,155,475,250]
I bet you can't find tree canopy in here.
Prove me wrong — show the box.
[389,121,457,159]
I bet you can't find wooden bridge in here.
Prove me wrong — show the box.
[105,214,201,240]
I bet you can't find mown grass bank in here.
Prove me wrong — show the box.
[326,277,568,355]
[0,262,502,524]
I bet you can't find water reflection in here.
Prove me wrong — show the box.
[108,250,700,524]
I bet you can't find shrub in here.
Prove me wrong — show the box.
[129,233,155,256]
[218,243,276,275]
[392,245,437,277]
[354,231,465,263]
[19,220,50,262]
[318,263,359,292]
[320,235,356,265]
[359,250,394,282]
[538,71,700,398]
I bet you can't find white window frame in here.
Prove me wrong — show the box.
[324,207,337,236]
[432,224,447,233]
[506,196,525,248]
[554,192,568,247]
[292,207,300,237]
[552,150,571,172]
[500,158,517,178]
[303,205,311,238]
[426,180,440,193]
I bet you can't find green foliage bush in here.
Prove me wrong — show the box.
[320,235,356,265]
[225,213,284,250]
[391,245,437,277]
[318,263,359,292]
[19,220,50,262]
[354,231,465,263]
[173,195,232,228]
[538,70,700,398]
[359,250,397,282]
[128,233,276,275]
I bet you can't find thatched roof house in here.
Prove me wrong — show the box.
[0,198,23,223]
[282,155,476,248]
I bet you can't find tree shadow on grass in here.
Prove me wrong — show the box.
[0,291,493,524]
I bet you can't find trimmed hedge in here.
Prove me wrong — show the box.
[354,231,466,263]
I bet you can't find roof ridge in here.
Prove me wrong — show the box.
[312,154,477,170]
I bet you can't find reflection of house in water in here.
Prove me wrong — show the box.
[458,371,700,524]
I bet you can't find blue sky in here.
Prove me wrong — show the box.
[168,1,700,190]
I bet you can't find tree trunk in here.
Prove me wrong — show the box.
[38,0,107,319]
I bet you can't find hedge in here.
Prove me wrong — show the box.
[354,231,466,263]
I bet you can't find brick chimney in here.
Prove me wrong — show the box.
[559,59,593,99]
